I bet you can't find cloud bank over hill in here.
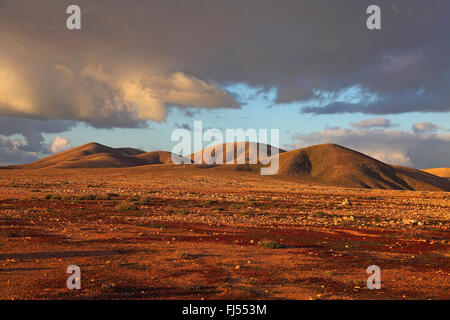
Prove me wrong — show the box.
[0,117,75,164]
[290,122,450,169]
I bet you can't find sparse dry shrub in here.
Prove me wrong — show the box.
[115,201,139,211]
[261,241,286,249]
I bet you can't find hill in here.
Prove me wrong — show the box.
[276,144,450,191]
[190,142,286,164]
[3,142,449,191]
[7,142,177,169]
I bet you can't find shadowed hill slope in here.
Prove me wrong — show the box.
[276,144,450,191]
[8,142,176,169]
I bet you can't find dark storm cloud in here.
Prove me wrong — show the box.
[301,89,448,114]
[0,0,448,128]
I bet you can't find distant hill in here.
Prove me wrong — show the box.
[190,141,286,164]
[276,144,450,191]
[421,168,450,178]
[3,142,449,191]
[7,142,177,169]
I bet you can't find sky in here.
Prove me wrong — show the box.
[0,0,449,169]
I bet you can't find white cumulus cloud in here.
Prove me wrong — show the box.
[51,136,71,154]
